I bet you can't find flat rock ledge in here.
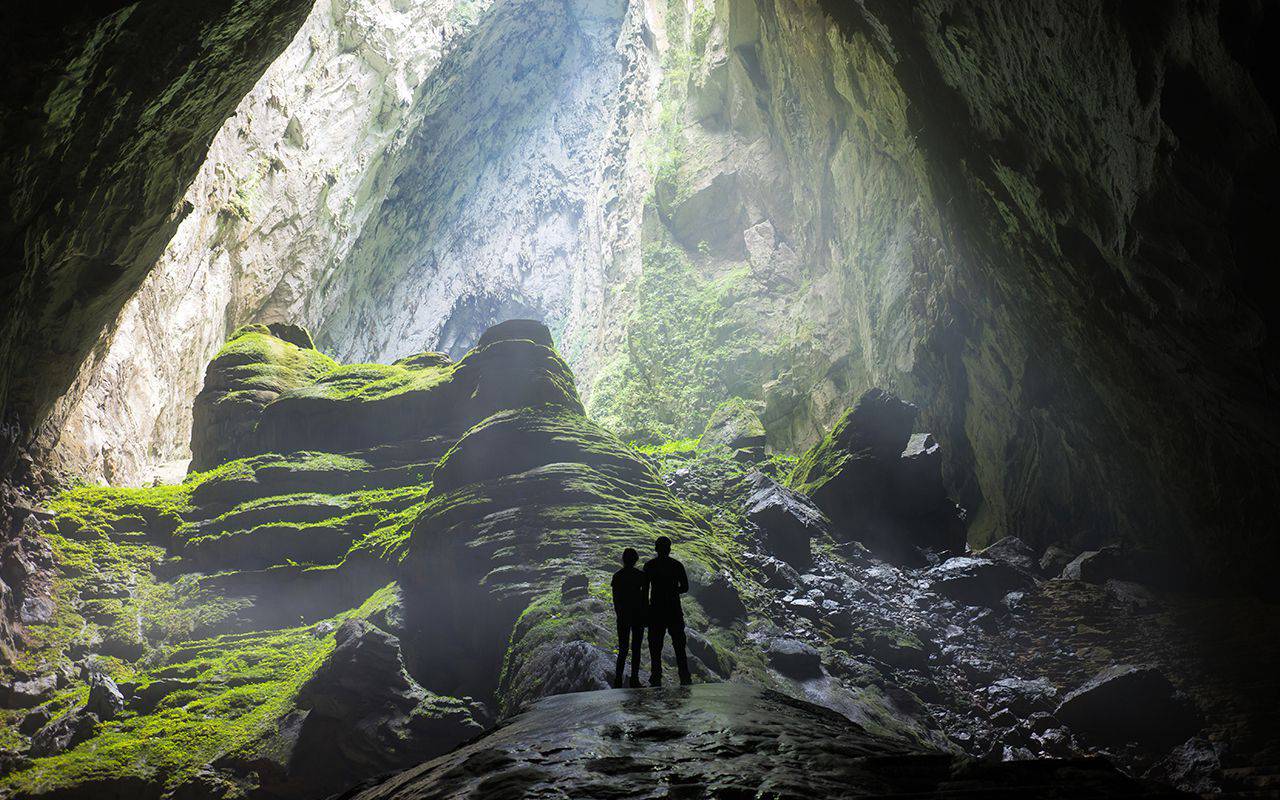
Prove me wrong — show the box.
[334,684,1186,800]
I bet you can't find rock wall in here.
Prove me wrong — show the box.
[6,0,1279,589]
[311,0,650,367]
[0,0,315,475]
[35,0,490,485]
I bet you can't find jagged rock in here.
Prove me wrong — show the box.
[744,472,825,568]
[84,671,125,720]
[560,574,589,601]
[1146,737,1225,794]
[263,322,316,350]
[278,619,482,794]
[979,536,1039,573]
[927,557,1033,609]
[339,684,1190,800]
[790,389,964,563]
[983,677,1058,716]
[1060,546,1182,588]
[1039,545,1076,577]
[766,638,823,680]
[698,398,767,455]
[0,674,56,709]
[686,630,733,678]
[862,629,931,671]
[694,572,748,623]
[658,170,749,257]
[19,705,52,735]
[29,711,100,757]
[1055,665,1201,751]
[1104,579,1158,614]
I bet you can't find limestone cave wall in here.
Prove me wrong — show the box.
[2,0,1277,589]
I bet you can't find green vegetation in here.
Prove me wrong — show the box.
[2,586,401,796]
[205,329,336,398]
[586,244,764,442]
[288,360,453,403]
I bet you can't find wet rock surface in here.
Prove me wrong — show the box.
[790,389,965,563]
[336,684,1186,800]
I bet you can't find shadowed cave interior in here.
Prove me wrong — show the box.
[1,0,1278,798]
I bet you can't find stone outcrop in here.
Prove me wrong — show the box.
[790,388,965,562]
[336,684,1186,800]
[1055,665,1202,752]
[697,398,767,456]
[189,325,335,470]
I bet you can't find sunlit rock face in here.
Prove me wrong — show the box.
[37,0,490,485]
[0,0,314,478]
[311,0,646,366]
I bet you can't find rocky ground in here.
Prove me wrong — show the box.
[335,684,1185,800]
[1,321,1276,798]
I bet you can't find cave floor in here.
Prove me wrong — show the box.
[335,683,1185,799]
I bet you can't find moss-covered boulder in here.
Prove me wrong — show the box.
[790,388,964,563]
[190,324,335,471]
[401,404,728,710]
[697,397,767,457]
[255,325,580,456]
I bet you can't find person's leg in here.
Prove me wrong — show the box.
[670,616,691,685]
[648,621,665,686]
[615,619,629,688]
[629,622,643,686]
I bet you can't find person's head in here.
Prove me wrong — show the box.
[622,547,639,566]
[654,536,672,556]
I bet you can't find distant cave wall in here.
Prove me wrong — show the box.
[829,0,1280,586]
[0,0,315,477]
[32,0,487,485]
[581,0,1279,588]
[311,0,652,368]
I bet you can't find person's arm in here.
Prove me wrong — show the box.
[677,562,689,594]
[611,572,621,612]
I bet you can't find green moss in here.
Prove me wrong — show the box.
[788,410,857,497]
[289,360,453,403]
[49,483,191,538]
[206,331,336,396]
[2,584,402,796]
[586,244,770,443]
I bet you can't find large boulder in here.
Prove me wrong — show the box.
[254,322,581,456]
[697,398,767,455]
[928,557,1034,609]
[474,318,554,349]
[789,389,964,563]
[765,638,823,680]
[978,536,1039,573]
[1054,665,1201,751]
[274,619,482,796]
[190,325,335,470]
[84,671,125,720]
[29,711,99,758]
[0,673,56,709]
[1060,546,1184,588]
[337,685,1192,799]
[743,472,826,568]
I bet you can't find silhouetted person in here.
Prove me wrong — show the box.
[611,547,647,688]
[644,536,691,686]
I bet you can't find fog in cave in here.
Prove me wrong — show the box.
[1,1,1277,797]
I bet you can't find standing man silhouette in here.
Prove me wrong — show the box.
[644,536,692,686]
[611,547,647,688]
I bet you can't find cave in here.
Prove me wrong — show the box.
[1,0,1277,797]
